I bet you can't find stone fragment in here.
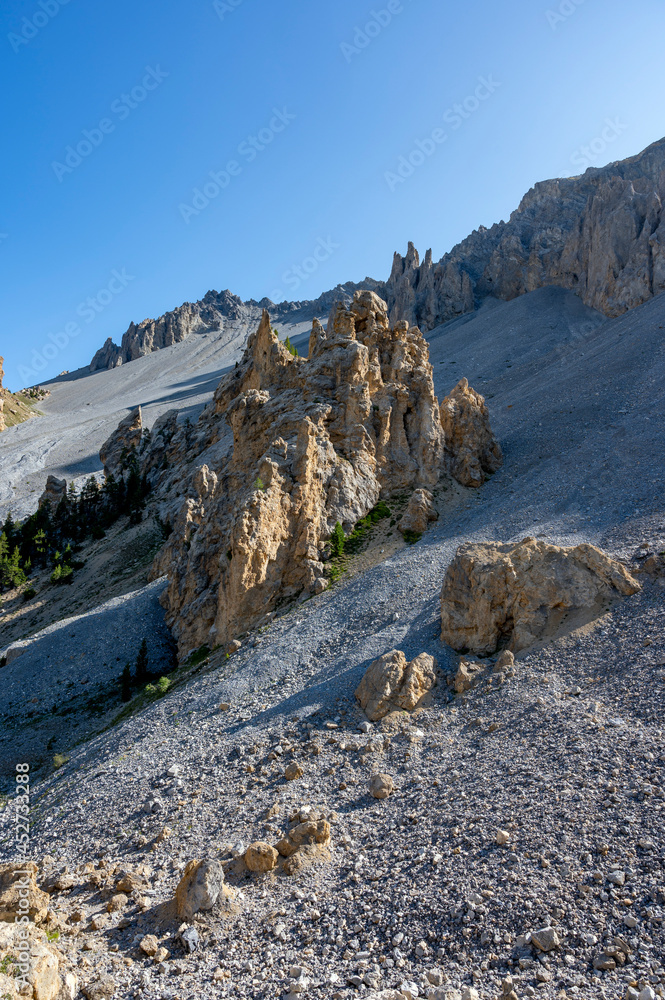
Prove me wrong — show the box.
[398,489,439,535]
[139,935,159,957]
[355,650,437,721]
[0,921,65,1000]
[174,860,225,920]
[452,658,485,694]
[244,843,279,873]
[284,762,304,781]
[496,829,511,846]
[531,926,561,952]
[369,773,394,799]
[106,893,127,913]
[441,537,640,654]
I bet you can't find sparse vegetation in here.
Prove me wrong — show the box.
[52,753,69,769]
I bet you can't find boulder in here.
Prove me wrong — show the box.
[355,650,437,721]
[99,406,143,478]
[441,537,640,654]
[398,489,438,535]
[174,860,225,920]
[439,378,502,487]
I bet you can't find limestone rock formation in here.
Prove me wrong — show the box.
[99,407,143,478]
[387,137,665,329]
[440,537,641,655]
[355,650,438,721]
[144,292,447,655]
[38,475,68,511]
[0,356,4,432]
[439,378,503,487]
[398,489,439,535]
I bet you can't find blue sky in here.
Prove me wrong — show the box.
[1,0,663,386]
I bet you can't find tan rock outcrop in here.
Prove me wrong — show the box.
[38,475,68,511]
[99,406,143,478]
[398,489,438,535]
[355,650,437,721]
[0,863,49,923]
[440,379,502,487]
[452,658,485,694]
[145,292,447,655]
[440,537,641,655]
[0,921,70,1000]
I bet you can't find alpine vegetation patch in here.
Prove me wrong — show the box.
[17,268,135,383]
[179,107,296,224]
[51,65,169,182]
[269,236,340,302]
[340,1,405,63]
[7,0,73,54]
[384,75,500,192]
[570,117,628,172]
[545,0,586,30]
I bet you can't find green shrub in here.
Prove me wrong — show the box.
[330,522,345,558]
[402,530,422,545]
[53,753,69,769]
[22,586,37,602]
[188,644,210,667]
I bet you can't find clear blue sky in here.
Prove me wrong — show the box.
[1,0,663,387]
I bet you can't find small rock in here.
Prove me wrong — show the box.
[284,762,304,781]
[106,893,127,913]
[530,926,561,952]
[496,829,511,846]
[178,925,200,953]
[369,773,394,799]
[139,935,159,957]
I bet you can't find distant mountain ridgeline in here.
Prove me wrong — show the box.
[89,136,665,372]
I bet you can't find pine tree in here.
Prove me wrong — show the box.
[135,639,149,684]
[330,522,345,558]
[121,664,132,702]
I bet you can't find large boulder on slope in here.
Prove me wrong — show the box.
[440,537,640,655]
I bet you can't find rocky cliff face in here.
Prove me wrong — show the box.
[387,136,665,329]
[123,292,497,656]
